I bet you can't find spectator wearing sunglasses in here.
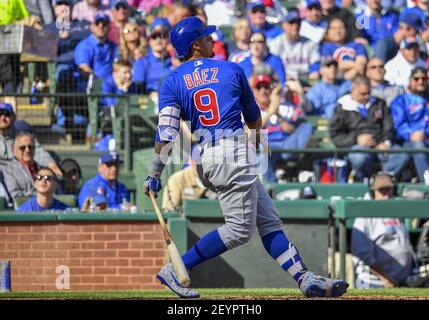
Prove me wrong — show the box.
[75,12,117,80]
[78,151,130,209]
[1,132,38,199]
[391,67,429,182]
[132,18,174,95]
[72,0,111,23]
[117,21,147,64]
[17,167,69,212]
[247,2,282,40]
[239,31,286,89]
[0,103,63,178]
[365,57,404,107]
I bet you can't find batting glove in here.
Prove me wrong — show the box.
[144,175,162,197]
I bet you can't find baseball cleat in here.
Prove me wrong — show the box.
[156,263,200,299]
[299,271,349,298]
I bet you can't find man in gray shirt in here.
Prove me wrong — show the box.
[365,57,404,107]
[0,102,62,177]
[1,132,38,199]
[352,172,415,288]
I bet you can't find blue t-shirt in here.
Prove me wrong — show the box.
[132,50,174,93]
[156,59,261,143]
[250,21,283,40]
[306,79,352,118]
[391,92,429,142]
[238,53,286,88]
[355,9,398,46]
[78,173,130,209]
[75,34,117,79]
[18,197,69,212]
[101,75,138,107]
[319,41,367,61]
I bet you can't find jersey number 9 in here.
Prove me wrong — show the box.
[193,88,220,126]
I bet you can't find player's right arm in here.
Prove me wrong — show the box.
[144,75,181,197]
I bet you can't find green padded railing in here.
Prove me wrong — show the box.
[183,199,331,219]
[267,182,368,199]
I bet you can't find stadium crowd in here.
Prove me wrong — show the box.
[1,0,429,199]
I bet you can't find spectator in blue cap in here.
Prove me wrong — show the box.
[300,0,327,44]
[247,2,283,40]
[354,0,399,47]
[108,0,130,44]
[78,151,130,209]
[373,9,426,63]
[72,0,111,23]
[75,12,117,80]
[132,17,174,95]
[268,8,321,82]
[406,0,428,28]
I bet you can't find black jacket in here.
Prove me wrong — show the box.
[329,94,396,148]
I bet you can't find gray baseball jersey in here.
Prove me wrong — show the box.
[267,35,320,80]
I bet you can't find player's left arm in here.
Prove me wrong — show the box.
[144,77,181,197]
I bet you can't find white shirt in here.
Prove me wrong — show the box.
[384,52,426,88]
[267,34,320,80]
[299,20,327,44]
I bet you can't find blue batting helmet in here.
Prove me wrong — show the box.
[170,17,217,59]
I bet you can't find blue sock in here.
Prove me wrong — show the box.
[261,230,308,284]
[182,229,228,270]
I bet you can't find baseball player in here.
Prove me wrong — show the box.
[143,16,348,299]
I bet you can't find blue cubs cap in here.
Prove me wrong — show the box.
[170,16,217,59]
[150,17,171,33]
[55,0,72,5]
[247,2,266,13]
[306,0,321,8]
[95,12,110,23]
[400,36,419,49]
[111,0,128,9]
[284,8,301,23]
[99,151,120,164]
[399,10,423,30]
[0,102,14,116]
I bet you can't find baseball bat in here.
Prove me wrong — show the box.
[149,192,191,287]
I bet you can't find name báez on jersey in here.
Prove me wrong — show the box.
[183,67,219,89]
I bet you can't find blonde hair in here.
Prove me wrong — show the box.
[119,22,147,63]
[232,18,251,42]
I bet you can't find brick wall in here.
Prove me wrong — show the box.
[0,222,167,291]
